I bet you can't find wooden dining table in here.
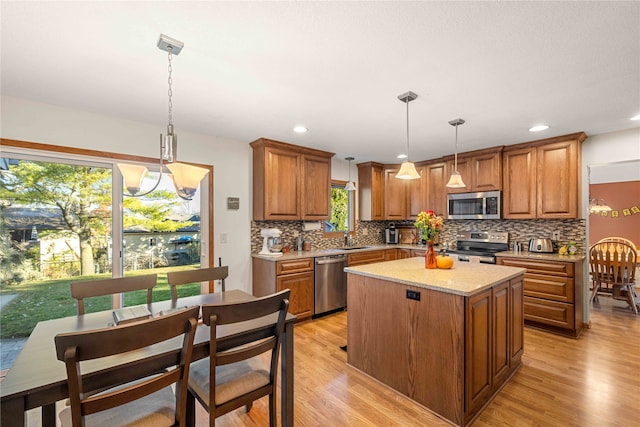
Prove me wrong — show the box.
[0,290,296,427]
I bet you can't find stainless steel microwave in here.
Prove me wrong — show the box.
[447,191,501,219]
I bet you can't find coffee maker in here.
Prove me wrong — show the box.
[384,223,399,244]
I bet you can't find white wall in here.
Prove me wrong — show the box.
[1,96,254,293]
[580,126,640,323]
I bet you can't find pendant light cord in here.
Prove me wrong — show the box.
[167,47,173,126]
[454,123,458,170]
[406,98,410,160]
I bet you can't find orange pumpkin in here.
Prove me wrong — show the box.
[436,254,454,269]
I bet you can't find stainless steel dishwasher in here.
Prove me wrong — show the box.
[314,254,347,316]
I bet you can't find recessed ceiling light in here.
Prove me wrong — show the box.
[293,126,308,133]
[529,124,549,132]
[631,114,640,121]
[397,153,407,159]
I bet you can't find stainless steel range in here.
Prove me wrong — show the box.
[447,231,509,264]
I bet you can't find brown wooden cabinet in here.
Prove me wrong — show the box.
[465,277,524,419]
[496,256,583,337]
[424,161,448,216]
[408,164,427,219]
[348,271,524,426]
[384,166,408,220]
[251,138,334,221]
[347,250,386,266]
[397,248,413,259]
[252,257,315,321]
[502,133,585,219]
[357,162,385,221]
[446,148,502,194]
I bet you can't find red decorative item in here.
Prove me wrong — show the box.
[426,240,437,269]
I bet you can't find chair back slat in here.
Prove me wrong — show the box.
[167,266,229,299]
[70,274,157,315]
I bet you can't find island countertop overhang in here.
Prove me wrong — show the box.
[345,257,526,297]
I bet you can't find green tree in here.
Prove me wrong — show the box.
[123,192,192,232]
[330,187,348,231]
[1,161,111,275]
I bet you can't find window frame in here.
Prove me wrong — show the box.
[0,137,214,287]
[324,179,355,239]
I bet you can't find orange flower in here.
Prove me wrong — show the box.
[414,211,444,242]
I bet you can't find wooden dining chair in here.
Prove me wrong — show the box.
[187,289,290,427]
[54,305,200,427]
[589,241,638,314]
[166,266,229,300]
[70,274,157,315]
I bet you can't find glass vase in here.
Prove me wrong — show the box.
[426,240,437,269]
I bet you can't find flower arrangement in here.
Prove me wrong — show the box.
[414,210,444,242]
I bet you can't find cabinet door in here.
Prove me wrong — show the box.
[503,147,536,219]
[301,154,331,220]
[492,282,510,386]
[473,151,502,192]
[384,167,408,220]
[425,162,447,216]
[408,164,427,219]
[510,277,524,367]
[384,249,397,261]
[446,157,472,194]
[277,271,314,320]
[465,289,492,415]
[397,248,412,259]
[537,140,578,218]
[264,147,300,219]
[358,163,385,221]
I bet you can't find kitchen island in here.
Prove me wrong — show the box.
[345,258,526,427]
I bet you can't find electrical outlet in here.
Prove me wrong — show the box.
[293,231,299,237]
[552,231,560,241]
[362,228,369,236]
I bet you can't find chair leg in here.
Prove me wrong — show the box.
[245,401,253,413]
[268,393,277,427]
[627,284,638,315]
[590,281,601,305]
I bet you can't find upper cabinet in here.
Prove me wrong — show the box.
[503,133,585,219]
[445,148,503,194]
[384,166,409,220]
[357,162,385,221]
[251,138,334,221]
[358,161,447,221]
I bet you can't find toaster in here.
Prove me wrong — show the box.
[529,238,554,253]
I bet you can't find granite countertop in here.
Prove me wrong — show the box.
[495,250,585,262]
[344,257,526,297]
[252,244,425,261]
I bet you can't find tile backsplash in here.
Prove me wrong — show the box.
[251,218,586,254]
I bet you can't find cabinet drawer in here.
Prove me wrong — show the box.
[524,296,575,329]
[347,250,385,266]
[384,249,397,261]
[498,257,574,277]
[524,273,574,303]
[276,258,314,275]
[411,249,426,257]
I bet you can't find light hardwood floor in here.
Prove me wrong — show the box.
[25,297,639,426]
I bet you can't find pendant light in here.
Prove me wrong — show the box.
[446,118,466,188]
[395,91,421,180]
[117,34,209,200]
[344,157,356,191]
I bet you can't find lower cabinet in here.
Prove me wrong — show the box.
[348,273,524,426]
[465,277,523,418]
[253,257,314,321]
[496,256,583,337]
[347,250,386,266]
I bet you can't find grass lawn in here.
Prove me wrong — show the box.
[0,266,203,338]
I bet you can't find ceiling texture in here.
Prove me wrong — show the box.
[2,1,639,164]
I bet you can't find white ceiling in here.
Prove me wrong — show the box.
[2,1,639,164]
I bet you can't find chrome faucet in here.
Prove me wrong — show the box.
[345,232,354,247]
